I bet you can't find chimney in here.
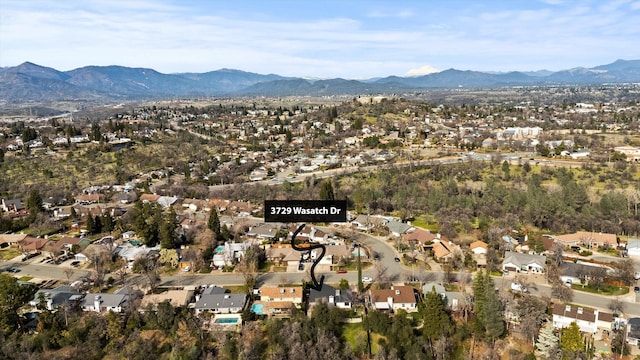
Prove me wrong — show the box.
[94,295,101,312]
[395,290,401,295]
[280,288,285,294]
[335,289,341,297]
[46,298,53,311]
[329,295,335,304]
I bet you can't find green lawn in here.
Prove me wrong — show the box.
[571,283,629,296]
[342,322,382,356]
[0,247,21,260]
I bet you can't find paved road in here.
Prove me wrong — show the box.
[1,261,92,283]
[7,256,640,316]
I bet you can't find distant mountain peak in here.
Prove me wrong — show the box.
[1,59,639,103]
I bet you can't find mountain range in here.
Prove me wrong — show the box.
[1,60,639,103]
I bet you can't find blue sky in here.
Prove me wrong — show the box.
[1,0,639,78]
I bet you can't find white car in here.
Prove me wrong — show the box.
[510,282,527,293]
[362,277,373,283]
[635,272,640,280]
[184,266,191,272]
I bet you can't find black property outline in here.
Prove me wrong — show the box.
[291,224,325,291]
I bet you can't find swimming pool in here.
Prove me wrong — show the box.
[214,317,239,324]
[251,303,264,315]
[215,245,224,253]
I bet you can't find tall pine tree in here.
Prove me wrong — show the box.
[208,208,221,239]
[420,288,453,358]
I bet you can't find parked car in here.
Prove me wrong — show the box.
[183,266,191,272]
[362,277,373,283]
[510,282,527,293]
[336,269,347,274]
[6,267,20,273]
[394,257,401,262]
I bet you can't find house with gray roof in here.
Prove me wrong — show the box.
[194,293,247,314]
[82,288,132,313]
[387,220,414,237]
[30,285,83,311]
[421,283,469,311]
[502,251,546,273]
[308,285,353,309]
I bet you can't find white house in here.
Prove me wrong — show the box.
[552,303,613,334]
[370,286,419,313]
[626,238,640,257]
[502,251,546,273]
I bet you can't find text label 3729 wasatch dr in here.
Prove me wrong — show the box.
[264,200,347,223]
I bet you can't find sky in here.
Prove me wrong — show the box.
[1,0,639,79]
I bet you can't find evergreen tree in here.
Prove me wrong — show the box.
[207,208,221,238]
[472,270,487,325]
[420,288,453,358]
[319,180,335,200]
[93,215,103,234]
[159,208,178,249]
[536,321,559,358]
[86,215,95,235]
[560,322,584,353]
[26,189,42,214]
[103,213,114,232]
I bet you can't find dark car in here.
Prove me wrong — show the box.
[394,257,401,262]
[635,286,640,293]
[6,267,20,273]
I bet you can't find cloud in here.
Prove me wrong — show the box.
[404,65,440,77]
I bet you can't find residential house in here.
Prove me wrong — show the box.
[18,236,49,255]
[403,228,437,251]
[351,214,388,231]
[428,239,460,262]
[194,293,247,315]
[222,241,251,265]
[0,233,27,248]
[74,194,103,205]
[370,285,419,313]
[386,221,414,237]
[553,231,618,249]
[182,199,208,211]
[82,288,132,313]
[30,285,83,311]
[627,238,640,257]
[41,236,88,258]
[552,303,613,334]
[308,285,353,309]
[559,262,596,286]
[628,318,640,346]
[1,198,25,213]
[140,290,194,310]
[614,145,640,162]
[139,194,161,203]
[421,283,469,311]
[259,286,304,305]
[470,241,488,255]
[470,240,488,267]
[259,286,304,316]
[248,223,281,240]
[502,251,546,273]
